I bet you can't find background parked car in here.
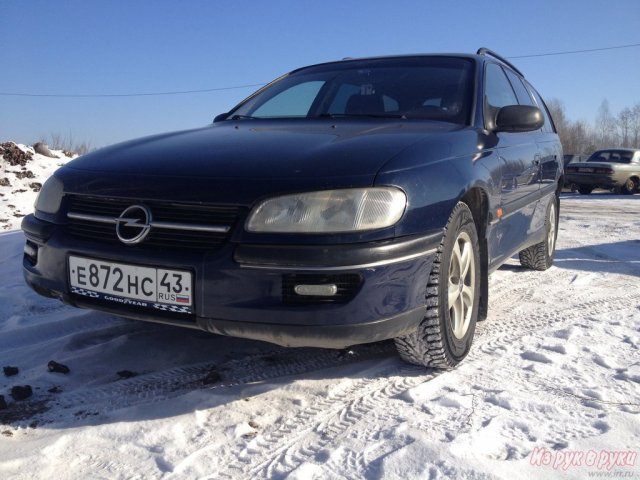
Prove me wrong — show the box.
[564,149,640,194]
[562,154,589,191]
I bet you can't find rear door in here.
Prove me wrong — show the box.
[524,81,562,197]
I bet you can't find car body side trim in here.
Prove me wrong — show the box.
[235,231,442,270]
[489,184,558,226]
[238,247,438,271]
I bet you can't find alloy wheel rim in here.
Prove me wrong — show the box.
[447,231,475,339]
[548,202,556,255]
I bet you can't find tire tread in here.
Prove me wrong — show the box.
[519,196,557,271]
[518,242,548,271]
[394,203,477,369]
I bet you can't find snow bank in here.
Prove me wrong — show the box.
[0,142,74,231]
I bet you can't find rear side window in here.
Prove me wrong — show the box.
[504,69,534,106]
[525,82,555,133]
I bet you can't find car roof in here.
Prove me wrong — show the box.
[290,53,481,72]
[289,51,525,80]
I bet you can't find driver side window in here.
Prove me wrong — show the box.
[484,63,518,129]
[485,63,517,109]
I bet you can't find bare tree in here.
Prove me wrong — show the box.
[595,99,617,148]
[617,107,632,148]
[567,120,595,154]
[631,103,640,148]
[546,99,571,150]
[546,99,568,132]
[546,99,594,154]
[43,133,93,156]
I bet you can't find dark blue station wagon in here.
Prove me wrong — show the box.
[22,49,563,368]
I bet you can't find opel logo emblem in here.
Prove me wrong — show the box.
[115,205,152,245]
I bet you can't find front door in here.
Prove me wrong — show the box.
[484,63,541,265]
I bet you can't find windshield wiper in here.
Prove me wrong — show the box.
[230,114,259,120]
[315,113,406,119]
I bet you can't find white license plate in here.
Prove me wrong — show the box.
[68,256,193,314]
[578,167,594,173]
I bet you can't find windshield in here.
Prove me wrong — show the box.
[587,150,634,164]
[229,57,474,124]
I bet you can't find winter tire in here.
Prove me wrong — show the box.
[519,196,557,271]
[394,202,481,369]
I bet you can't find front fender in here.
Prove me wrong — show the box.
[375,151,499,237]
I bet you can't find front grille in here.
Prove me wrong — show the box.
[66,195,242,250]
[282,273,362,304]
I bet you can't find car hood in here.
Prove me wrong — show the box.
[65,120,463,180]
[57,120,469,209]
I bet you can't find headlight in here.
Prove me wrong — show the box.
[246,187,406,233]
[34,175,64,214]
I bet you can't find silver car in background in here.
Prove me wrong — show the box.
[565,149,640,195]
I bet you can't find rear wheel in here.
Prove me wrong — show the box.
[622,177,638,195]
[519,196,557,271]
[394,202,480,369]
[578,185,593,195]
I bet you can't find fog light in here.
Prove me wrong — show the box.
[24,241,38,263]
[294,284,338,296]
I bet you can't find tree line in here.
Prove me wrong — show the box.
[546,99,640,155]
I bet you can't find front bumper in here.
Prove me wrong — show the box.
[22,214,440,349]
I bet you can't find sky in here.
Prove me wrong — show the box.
[1,0,639,148]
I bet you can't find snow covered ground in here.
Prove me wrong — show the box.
[0,143,74,232]
[0,161,638,478]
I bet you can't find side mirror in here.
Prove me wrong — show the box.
[495,105,544,132]
[213,112,229,123]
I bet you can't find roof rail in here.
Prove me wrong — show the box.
[476,48,524,77]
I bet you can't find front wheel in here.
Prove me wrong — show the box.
[519,196,557,271]
[394,202,481,369]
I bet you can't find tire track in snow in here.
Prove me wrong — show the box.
[476,288,638,355]
[259,372,426,479]
[208,363,431,480]
[210,290,636,479]
[48,342,397,417]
